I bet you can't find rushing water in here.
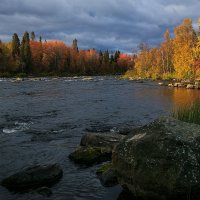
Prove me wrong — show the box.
[0,76,199,200]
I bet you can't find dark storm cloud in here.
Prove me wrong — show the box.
[0,0,199,52]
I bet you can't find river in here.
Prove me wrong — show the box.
[0,76,199,200]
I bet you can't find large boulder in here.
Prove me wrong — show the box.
[112,117,200,200]
[1,164,63,191]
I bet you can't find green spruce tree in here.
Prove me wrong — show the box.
[99,50,103,65]
[20,32,32,72]
[39,36,42,43]
[114,50,120,62]
[11,33,20,58]
[103,50,109,64]
[31,32,35,41]
[72,39,79,53]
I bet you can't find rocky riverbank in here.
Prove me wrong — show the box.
[2,117,200,199]
[69,117,200,200]
[158,79,200,89]
[126,76,200,90]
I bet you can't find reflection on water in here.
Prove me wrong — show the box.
[172,88,200,107]
[0,77,199,200]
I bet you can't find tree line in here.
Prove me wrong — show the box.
[126,18,200,80]
[0,32,133,77]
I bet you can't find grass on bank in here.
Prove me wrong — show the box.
[172,101,200,125]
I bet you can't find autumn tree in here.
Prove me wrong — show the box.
[134,43,151,77]
[198,18,200,37]
[117,53,133,73]
[173,18,197,79]
[30,41,43,72]
[160,29,174,75]
[193,18,200,78]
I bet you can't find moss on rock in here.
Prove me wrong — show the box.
[69,146,111,166]
[113,117,200,200]
[96,162,112,175]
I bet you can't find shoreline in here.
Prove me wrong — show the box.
[123,76,200,90]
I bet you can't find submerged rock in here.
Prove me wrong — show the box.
[100,168,118,187]
[1,164,63,191]
[96,162,113,175]
[113,117,200,200]
[69,146,111,165]
[36,186,52,197]
[96,162,118,187]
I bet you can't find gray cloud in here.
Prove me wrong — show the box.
[0,0,199,52]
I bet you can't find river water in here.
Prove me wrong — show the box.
[0,76,199,200]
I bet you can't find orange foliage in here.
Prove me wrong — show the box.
[117,54,134,70]
[41,40,69,72]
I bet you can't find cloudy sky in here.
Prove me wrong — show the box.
[0,0,199,52]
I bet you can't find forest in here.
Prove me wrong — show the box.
[0,32,133,77]
[1,18,200,80]
[125,18,200,81]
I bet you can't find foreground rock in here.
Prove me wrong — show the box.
[113,117,200,200]
[1,164,63,191]
[69,132,124,165]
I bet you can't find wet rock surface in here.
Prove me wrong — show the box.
[80,132,124,152]
[69,132,124,165]
[96,162,118,187]
[100,168,118,187]
[96,162,113,175]
[113,117,200,200]
[69,146,111,165]
[1,164,63,191]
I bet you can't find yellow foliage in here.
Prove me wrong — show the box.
[126,18,199,81]
[173,18,197,79]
